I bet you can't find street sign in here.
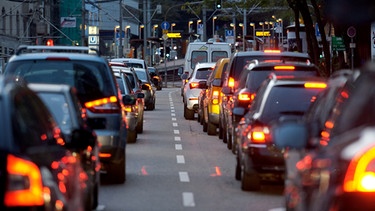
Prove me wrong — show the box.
[167,33,181,38]
[332,36,346,51]
[347,26,356,38]
[161,21,170,30]
[225,30,233,37]
[162,34,168,40]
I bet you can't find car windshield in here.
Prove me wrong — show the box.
[260,86,322,123]
[4,60,115,103]
[135,70,148,82]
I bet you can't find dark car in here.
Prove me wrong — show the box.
[4,45,127,184]
[110,63,145,133]
[0,76,92,210]
[271,66,375,211]
[116,74,144,143]
[234,74,326,191]
[134,67,156,110]
[220,50,313,150]
[148,66,163,90]
[28,83,101,210]
[224,61,321,153]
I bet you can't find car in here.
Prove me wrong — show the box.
[148,66,163,90]
[271,67,375,211]
[111,57,149,72]
[182,62,216,120]
[109,62,145,133]
[4,45,128,184]
[0,75,91,210]
[133,67,156,110]
[28,83,101,210]
[234,74,327,191]
[220,50,314,152]
[200,58,230,136]
[224,61,321,153]
[116,74,144,143]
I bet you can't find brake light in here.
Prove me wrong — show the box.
[274,66,295,70]
[264,49,281,53]
[238,93,255,102]
[304,82,327,89]
[228,77,235,88]
[189,82,200,89]
[5,154,44,207]
[84,96,120,113]
[212,90,220,104]
[46,57,70,61]
[344,146,375,192]
[245,126,269,146]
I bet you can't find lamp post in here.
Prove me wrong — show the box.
[125,25,130,50]
[230,23,235,45]
[171,23,176,50]
[212,16,217,38]
[197,19,202,40]
[139,25,144,39]
[250,23,255,50]
[114,25,120,57]
[152,24,158,37]
[259,22,264,50]
[278,19,283,49]
[239,23,245,51]
[188,21,193,41]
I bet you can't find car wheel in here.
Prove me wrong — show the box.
[218,119,223,139]
[207,121,216,135]
[203,119,208,132]
[127,130,137,143]
[231,128,237,154]
[197,111,201,123]
[184,104,195,120]
[222,123,227,143]
[235,150,241,181]
[136,117,143,133]
[109,151,126,184]
[92,182,99,209]
[241,167,261,191]
[227,128,232,150]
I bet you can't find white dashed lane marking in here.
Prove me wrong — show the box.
[179,172,190,182]
[176,155,185,164]
[182,192,195,207]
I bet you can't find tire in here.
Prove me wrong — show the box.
[227,128,232,150]
[218,119,223,139]
[184,104,195,120]
[197,111,201,123]
[231,127,237,154]
[222,123,227,143]
[108,151,126,184]
[92,182,99,209]
[207,121,217,135]
[241,168,261,191]
[136,116,143,133]
[235,151,241,181]
[127,130,137,143]
[203,119,208,132]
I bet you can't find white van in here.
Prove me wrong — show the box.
[184,42,231,76]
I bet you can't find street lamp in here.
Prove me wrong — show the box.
[125,25,130,50]
[259,22,264,50]
[239,23,245,51]
[153,24,158,37]
[114,25,120,57]
[230,23,235,45]
[197,19,202,39]
[250,23,255,50]
[212,16,217,38]
[171,23,176,50]
[188,21,193,42]
[139,25,144,39]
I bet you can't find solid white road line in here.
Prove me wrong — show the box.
[182,192,195,207]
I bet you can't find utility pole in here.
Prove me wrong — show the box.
[143,0,147,61]
[81,0,86,46]
[118,0,123,57]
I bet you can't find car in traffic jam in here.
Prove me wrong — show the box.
[1,0,375,209]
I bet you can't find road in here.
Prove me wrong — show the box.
[98,87,285,211]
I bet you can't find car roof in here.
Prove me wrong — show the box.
[27,83,73,93]
[233,50,310,59]
[195,62,216,69]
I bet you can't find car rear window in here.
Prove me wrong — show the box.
[191,51,208,70]
[212,51,228,62]
[260,86,322,123]
[5,60,116,103]
[246,70,319,93]
[196,68,212,79]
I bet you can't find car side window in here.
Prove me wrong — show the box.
[12,89,59,152]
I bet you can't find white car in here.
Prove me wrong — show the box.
[183,62,216,120]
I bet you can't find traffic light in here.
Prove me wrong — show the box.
[46,39,54,46]
[216,0,221,9]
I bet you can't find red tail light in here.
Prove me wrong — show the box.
[189,82,200,89]
[5,154,44,207]
[238,92,256,102]
[244,126,270,147]
[84,96,120,113]
[344,146,375,192]
[228,77,235,88]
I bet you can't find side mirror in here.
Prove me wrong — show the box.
[212,78,222,87]
[123,94,136,105]
[70,128,96,150]
[136,92,145,99]
[198,80,208,89]
[272,121,308,150]
[221,86,232,95]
